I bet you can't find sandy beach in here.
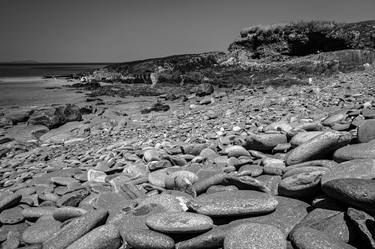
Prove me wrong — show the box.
[0,77,85,108]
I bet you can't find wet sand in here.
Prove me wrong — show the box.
[0,77,85,108]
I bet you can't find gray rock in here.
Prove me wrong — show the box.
[293,208,354,243]
[224,223,286,249]
[66,224,121,249]
[0,206,24,224]
[5,124,49,143]
[22,216,62,244]
[285,132,351,165]
[278,170,325,198]
[187,190,278,216]
[322,178,375,213]
[124,229,175,249]
[52,207,87,221]
[43,209,108,249]
[243,133,287,151]
[28,104,82,129]
[0,193,21,212]
[290,226,356,249]
[358,119,375,143]
[229,196,309,236]
[321,158,375,184]
[193,83,214,97]
[146,212,213,234]
[290,131,324,147]
[333,140,375,162]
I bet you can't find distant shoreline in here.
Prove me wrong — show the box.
[0,62,115,66]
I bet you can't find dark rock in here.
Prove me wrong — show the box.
[333,140,375,162]
[285,132,351,165]
[66,224,121,249]
[224,223,286,249]
[28,104,82,129]
[124,229,175,249]
[141,102,170,114]
[322,178,375,213]
[0,207,24,224]
[187,190,278,216]
[193,83,214,97]
[358,120,375,143]
[43,209,108,249]
[0,193,21,212]
[321,158,375,184]
[290,226,356,249]
[346,207,375,249]
[22,216,62,244]
[146,212,213,234]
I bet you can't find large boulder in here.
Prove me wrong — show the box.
[192,83,214,97]
[5,124,49,143]
[28,104,82,129]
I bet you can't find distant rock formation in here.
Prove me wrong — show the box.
[85,20,375,87]
[229,20,375,59]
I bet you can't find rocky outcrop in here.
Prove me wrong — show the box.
[76,20,375,92]
[229,20,375,59]
[28,104,82,129]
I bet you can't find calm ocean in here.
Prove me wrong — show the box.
[0,63,109,78]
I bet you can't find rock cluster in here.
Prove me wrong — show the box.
[0,68,375,249]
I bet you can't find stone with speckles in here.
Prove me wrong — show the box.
[224,223,286,249]
[187,190,278,216]
[146,212,213,234]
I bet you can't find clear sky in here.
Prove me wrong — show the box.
[1,0,374,63]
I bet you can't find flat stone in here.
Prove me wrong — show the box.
[51,177,80,186]
[333,141,375,162]
[243,133,287,151]
[362,108,375,119]
[285,132,351,165]
[56,188,89,207]
[22,216,62,244]
[43,209,108,249]
[124,229,175,249]
[322,111,347,126]
[187,190,278,217]
[137,193,190,213]
[183,144,208,156]
[2,230,20,249]
[290,226,356,249]
[144,149,161,162]
[0,223,28,243]
[66,224,121,249]
[224,145,250,157]
[206,185,238,194]
[290,131,324,147]
[321,159,375,184]
[52,207,87,221]
[109,203,166,233]
[229,196,309,236]
[0,193,22,212]
[22,207,57,220]
[175,224,230,249]
[238,164,263,177]
[146,212,213,234]
[293,208,353,243]
[322,178,375,213]
[0,206,24,224]
[278,170,325,198]
[256,175,281,195]
[358,120,375,143]
[224,223,286,249]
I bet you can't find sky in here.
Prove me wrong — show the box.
[0,0,374,63]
